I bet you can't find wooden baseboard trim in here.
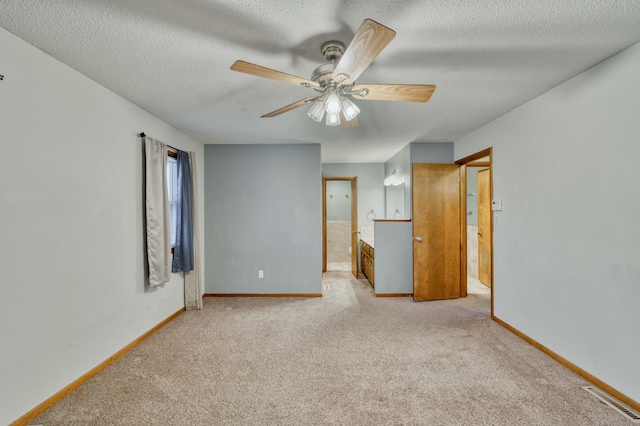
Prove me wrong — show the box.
[11,308,185,426]
[203,293,322,298]
[375,293,413,297]
[492,316,640,412]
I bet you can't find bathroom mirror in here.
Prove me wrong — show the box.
[385,183,405,219]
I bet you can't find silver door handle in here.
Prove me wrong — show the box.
[415,236,422,242]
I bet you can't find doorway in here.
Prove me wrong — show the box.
[411,148,493,315]
[323,177,358,277]
[465,164,491,287]
[457,148,493,315]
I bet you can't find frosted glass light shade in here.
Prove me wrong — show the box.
[341,97,360,121]
[384,170,404,186]
[307,100,325,122]
[326,112,341,126]
[392,176,405,186]
[308,92,360,126]
[325,93,342,114]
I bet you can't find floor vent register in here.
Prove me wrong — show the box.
[583,386,640,423]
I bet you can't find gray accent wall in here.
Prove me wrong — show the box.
[410,141,455,163]
[373,221,413,294]
[205,144,322,294]
[455,42,640,403]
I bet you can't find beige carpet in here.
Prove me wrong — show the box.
[30,272,629,425]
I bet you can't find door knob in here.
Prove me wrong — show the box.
[415,236,422,242]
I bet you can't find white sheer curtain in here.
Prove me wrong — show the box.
[184,151,203,310]
[144,137,171,287]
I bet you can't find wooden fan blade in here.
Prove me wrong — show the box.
[340,112,360,130]
[261,96,318,118]
[231,60,319,88]
[332,19,396,85]
[351,84,436,102]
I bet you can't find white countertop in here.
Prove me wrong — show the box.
[360,226,374,248]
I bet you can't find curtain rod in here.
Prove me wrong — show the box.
[139,132,178,151]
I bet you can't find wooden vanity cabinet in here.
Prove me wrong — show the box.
[360,240,374,287]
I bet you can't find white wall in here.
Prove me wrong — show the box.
[455,42,640,403]
[0,27,204,424]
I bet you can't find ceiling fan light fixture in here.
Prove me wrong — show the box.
[326,112,341,126]
[307,100,325,122]
[232,20,433,130]
[340,96,360,121]
[325,93,342,114]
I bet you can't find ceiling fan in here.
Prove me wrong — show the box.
[230,19,436,129]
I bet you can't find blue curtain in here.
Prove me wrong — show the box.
[172,150,194,272]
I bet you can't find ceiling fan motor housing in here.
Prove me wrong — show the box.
[310,63,336,87]
[312,40,347,88]
[321,40,344,63]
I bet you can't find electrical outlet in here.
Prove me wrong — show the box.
[258,270,264,279]
[145,297,151,309]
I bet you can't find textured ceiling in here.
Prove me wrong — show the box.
[2,0,640,162]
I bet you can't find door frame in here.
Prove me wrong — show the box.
[455,148,494,317]
[322,177,358,274]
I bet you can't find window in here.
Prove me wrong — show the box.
[166,153,178,248]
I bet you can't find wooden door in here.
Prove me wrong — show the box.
[351,177,359,278]
[477,169,491,287]
[413,164,462,301]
